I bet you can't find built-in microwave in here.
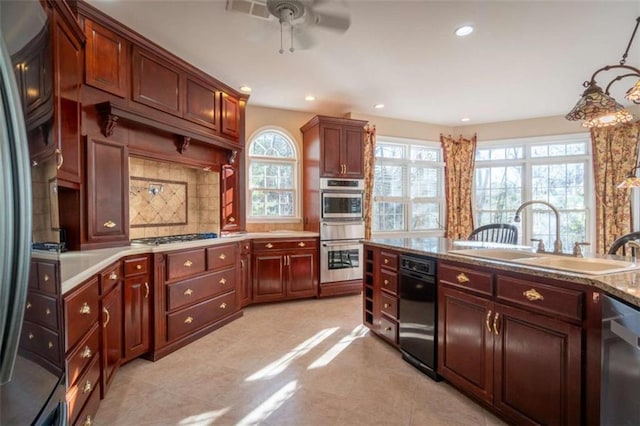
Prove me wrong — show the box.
[320,178,364,219]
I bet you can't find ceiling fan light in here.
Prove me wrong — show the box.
[625,79,640,102]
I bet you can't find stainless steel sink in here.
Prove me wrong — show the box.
[448,248,640,275]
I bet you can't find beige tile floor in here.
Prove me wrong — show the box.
[95,295,506,426]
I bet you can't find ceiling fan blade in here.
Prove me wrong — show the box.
[307,10,350,32]
[293,26,316,50]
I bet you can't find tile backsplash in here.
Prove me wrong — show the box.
[129,158,219,239]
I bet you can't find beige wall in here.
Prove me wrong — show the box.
[347,112,452,141]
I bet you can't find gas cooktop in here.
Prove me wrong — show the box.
[131,232,217,246]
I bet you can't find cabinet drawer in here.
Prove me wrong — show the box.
[38,261,58,294]
[64,278,100,352]
[70,366,100,426]
[381,293,398,319]
[124,256,149,277]
[20,321,60,365]
[496,276,584,322]
[439,263,493,296]
[166,268,236,311]
[207,244,236,271]
[66,323,99,388]
[166,291,236,341]
[67,355,100,425]
[380,251,399,271]
[100,262,122,295]
[253,239,316,252]
[24,292,58,329]
[166,249,206,281]
[378,315,398,344]
[380,268,398,296]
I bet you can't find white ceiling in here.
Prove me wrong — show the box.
[86,0,640,126]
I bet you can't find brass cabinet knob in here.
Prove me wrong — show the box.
[219,253,226,260]
[456,273,470,283]
[229,217,236,223]
[265,243,273,249]
[184,316,194,324]
[45,308,51,315]
[384,303,390,309]
[220,302,227,309]
[184,260,193,267]
[103,307,110,328]
[109,272,118,281]
[83,380,92,394]
[28,332,34,340]
[26,301,32,309]
[384,259,389,264]
[81,346,92,359]
[103,220,116,228]
[48,341,53,349]
[136,264,142,270]
[298,242,306,247]
[43,273,49,282]
[79,302,91,315]
[83,415,93,426]
[219,278,227,285]
[384,326,392,332]
[523,289,544,301]
[184,288,193,296]
[383,279,389,285]
[144,282,149,299]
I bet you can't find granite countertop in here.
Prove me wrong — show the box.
[49,231,319,295]
[365,237,640,308]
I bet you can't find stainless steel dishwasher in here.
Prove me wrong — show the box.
[398,254,440,380]
[601,294,640,425]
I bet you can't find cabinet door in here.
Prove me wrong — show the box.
[438,286,494,404]
[286,252,317,299]
[131,47,181,116]
[185,77,219,131]
[342,126,365,178]
[84,18,127,97]
[493,303,582,426]
[240,243,252,307]
[319,124,342,177]
[221,92,240,140]
[252,253,285,303]
[85,137,129,244]
[101,284,122,397]
[221,164,240,231]
[52,10,82,185]
[123,276,151,362]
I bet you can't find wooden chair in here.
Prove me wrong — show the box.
[468,223,518,245]
[608,231,640,257]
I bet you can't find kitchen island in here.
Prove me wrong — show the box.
[363,236,639,426]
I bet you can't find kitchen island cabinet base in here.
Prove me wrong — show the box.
[318,280,361,297]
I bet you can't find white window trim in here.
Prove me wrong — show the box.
[246,126,302,224]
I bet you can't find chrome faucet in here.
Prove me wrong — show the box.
[514,200,563,253]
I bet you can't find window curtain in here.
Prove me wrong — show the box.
[440,133,477,239]
[592,122,640,254]
[364,124,376,239]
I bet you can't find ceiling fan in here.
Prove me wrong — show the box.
[228,0,351,53]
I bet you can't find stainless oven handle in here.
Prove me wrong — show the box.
[322,241,362,247]
[322,221,364,226]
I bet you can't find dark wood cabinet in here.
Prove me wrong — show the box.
[131,46,181,116]
[221,92,239,140]
[240,242,252,307]
[85,136,129,247]
[252,239,318,303]
[100,282,122,397]
[83,17,128,97]
[221,164,241,232]
[437,260,584,425]
[122,255,151,362]
[185,76,219,131]
[362,244,399,346]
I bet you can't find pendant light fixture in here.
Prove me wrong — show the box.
[566,17,640,128]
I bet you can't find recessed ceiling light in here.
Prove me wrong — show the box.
[305,95,316,101]
[461,117,471,122]
[455,25,474,37]
[239,85,252,93]
[374,103,385,109]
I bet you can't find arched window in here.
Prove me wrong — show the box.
[247,129,298,220]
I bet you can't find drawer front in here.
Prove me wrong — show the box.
[64,278,100,352]
[166,249,206,281]
[380,250,399,272]
[496,276,584,322]
[207,244,237,271]
[380,268,398,296]
[378,315,398,344]
[439,262,493,296]
[381,293,398,319]
[38,262,58,294]
[124,256,149,277]
[24,292,58,329]
[166,291,236,341]
[66,323,99,388]
[167,270,235,311]
[20,321,60,364]
[67,355,100,425]
[253,239,316,252]
[100,262,122,295]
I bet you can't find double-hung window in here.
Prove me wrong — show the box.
[247,129,298,221]
[473,134,593,251]
[373,137,445,235]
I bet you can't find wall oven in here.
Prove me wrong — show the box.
[321,178,364,219]
[320,240,363,283]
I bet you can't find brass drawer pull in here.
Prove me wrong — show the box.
[83,380,92,394]
[184,288,193,296]
[83,415,93,426]
[103,307,110,328]
[28,333,34,340]
[265,243,273,249]
[384,303,390,309]
[45,308,51,315]
[43,273,49,282]
[219,278,227,285]
[103,220,116,228]
[81,346,92,359]
[229,217,236,223]
[54,148,64,170]
[184,316,194,324]
[456,273,470,283]
[144,282,149,299]
[523,289,544,301]
[219,253,226,260]
[298,242,306,247]
[136,264,142,270]
[26,301,32,309]
[48,341,54,349]
[79,303,91,315]
[486,310,492,333]
[220,302,227,309]
[383,279,389,285]
[384,258,389,264]
[109,272,118,280]
[184,260,193,267]
[384,326,392,332]
[493,312,500,335]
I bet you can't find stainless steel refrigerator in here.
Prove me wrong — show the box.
[0,1,66,424]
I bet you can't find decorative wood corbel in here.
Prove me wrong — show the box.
[228,150,238,165]
[178,136,191,154]
[96,103,119,138]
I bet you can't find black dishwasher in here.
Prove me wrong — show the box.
[398,254,440,380]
